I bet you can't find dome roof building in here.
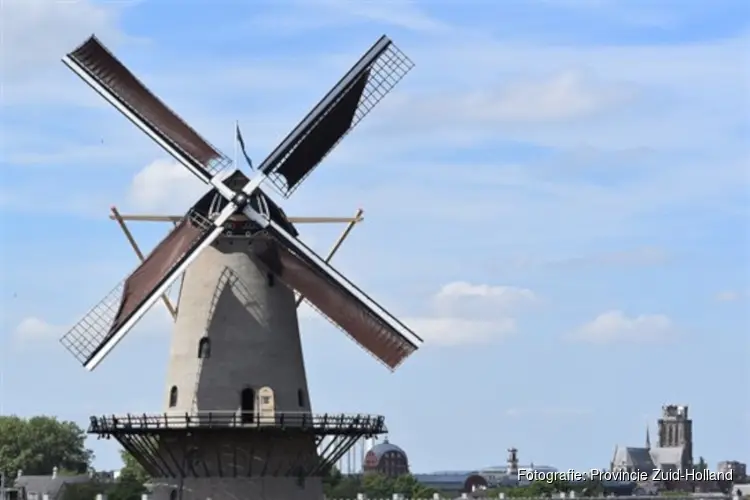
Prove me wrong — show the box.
[362,439,409,478]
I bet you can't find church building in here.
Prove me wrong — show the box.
[611,404,694,473]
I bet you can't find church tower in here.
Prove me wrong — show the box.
[657,405,693,467]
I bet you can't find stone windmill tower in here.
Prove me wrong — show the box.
[58,34,421,500]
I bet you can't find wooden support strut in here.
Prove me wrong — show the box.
[110,206,179,319]
[108,214,364,224]
[295,208,364,308]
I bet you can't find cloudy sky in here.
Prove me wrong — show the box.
[1,0,748,474]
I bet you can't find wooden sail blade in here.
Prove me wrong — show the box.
[296,209,363,307]
[111,207,178,319]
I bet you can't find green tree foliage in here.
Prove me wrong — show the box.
[322,466,361,498]
[108,474,147,500]
[0,415,93,479]
[362,473,392,498]
[117,450,148,485]
[390,474,438,498]
[487,478,606,498]
[61,476,146,500]
[322,470,438,498]
[109,451,148,500]
[62,481,105,500]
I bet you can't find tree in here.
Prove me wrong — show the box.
[322,467,361,498]
[62,480,106,500]
[392,474,438,498]
[321,469,443,498]
[579,477,605,497]
[0,415,93,479]
[488,478,598,499]
[109,450,147,500]
[109,474,147,500]
[362,473,394,498]
[118,450,148,484]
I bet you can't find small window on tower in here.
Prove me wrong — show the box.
[170,490,177,500]
[267,272,275,287]
[297,389,305,407]
[198,337,211,358]
[169,386,178,408]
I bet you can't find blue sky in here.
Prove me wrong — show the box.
[1,0,748,475]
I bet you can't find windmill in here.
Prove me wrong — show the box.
[58,34,421,500]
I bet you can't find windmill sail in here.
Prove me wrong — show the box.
[60,214,224,370]
[252,224,422,369]
[259,35,414,197]
[63,36,230,182]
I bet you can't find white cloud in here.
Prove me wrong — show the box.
[1,0,132,105]
[14,303,173,349]
[715,290,743,302]
[407,317,516,346]
[435,281,537,313]
[128,159,209,212]
[406,281,537,346]
[571,310,677,344]
[298,281,535,346]
[359,32,748,156]
[14,316,64,341]
[413,70,633,124]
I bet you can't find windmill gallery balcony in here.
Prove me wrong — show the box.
[88,412,387,479]
[89,412,385,434]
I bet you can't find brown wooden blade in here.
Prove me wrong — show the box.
[110,207,178,320]
[296,209,364,307]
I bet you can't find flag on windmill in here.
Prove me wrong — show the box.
[235,121,254,170]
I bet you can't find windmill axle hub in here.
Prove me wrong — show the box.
[232,192,250,209]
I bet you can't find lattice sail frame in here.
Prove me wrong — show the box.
[261,38,415,198]
[60,211,214,365]
[59,34,423,371]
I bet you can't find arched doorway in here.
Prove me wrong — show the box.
[240,388,255,423]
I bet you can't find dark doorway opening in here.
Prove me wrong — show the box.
[240,388,255,423]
